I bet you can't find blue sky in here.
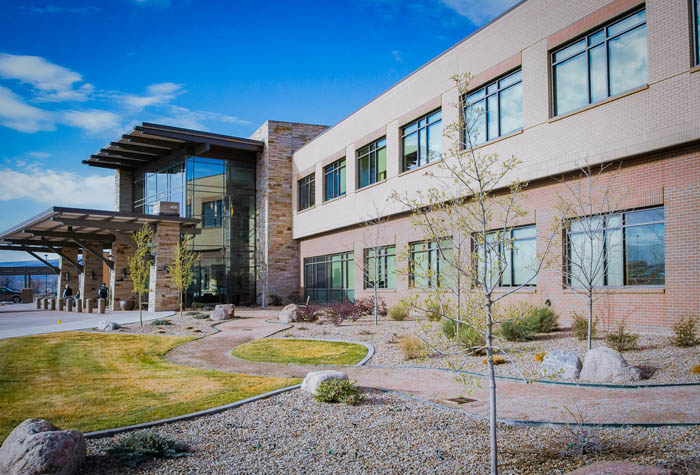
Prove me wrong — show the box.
[0,0,518,262]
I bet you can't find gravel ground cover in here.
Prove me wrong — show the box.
[279,315,700,384]
[81,389,700,474]
[91,311,219,338]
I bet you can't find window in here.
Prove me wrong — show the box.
[464,69,522,146]
[297,173,315,211]
[202,199,224,228]
[364,246,396,289]
[357,138,387,189]
[324,158,346,201]
[409,239,452,288]
[567,207,665,287]
[402,110,442,171]
[694,0,700,65]
[474,226,537,288]
[304,252,354,303]
[552,8,648,116]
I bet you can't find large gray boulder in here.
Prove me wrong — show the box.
[279,304,297,323]
[0,419,86,475]
[211,304,235,322]
[540,349,582,379]
[97,320,120,331]
[301,370,348,395]
[579,346,643,384]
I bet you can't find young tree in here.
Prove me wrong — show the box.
[391,73,550,475]
[128,223,154,327]
[167,236,200,318]
[552,163,626,351]
[359,201,392,325]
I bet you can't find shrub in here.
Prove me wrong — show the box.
[499,316,539,342]
[535,351,546,363]
[325,301,362,325]
[692,364,700,375]
[671,314,700,348]
[293,304,321,323]
[354,296,387,316]
[604,322,639,352]
[529,305,559,333]
[286,291,302,304]
[268,294,283,306]
[315,379,364,405]
[151,319,172,326]
[107,432,189,467]
[572,311,597,341]
[482,355,507,365]
[192,313,209,320]
[425,301,444,322]
[388,303,409,321]
[442,319,485,354]
[399,335,423,360]
[192,302,204,309]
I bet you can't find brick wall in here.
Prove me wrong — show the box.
[250,121,328,304]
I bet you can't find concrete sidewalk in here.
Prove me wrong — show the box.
[0,303,174,339]
[165,311,700,426]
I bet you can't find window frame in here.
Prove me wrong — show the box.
[363,245,396,289]
[693,0,700,66]
[565,206,665,288]
[401,109,443,172]
[201,199,224,228]
[551,7,647,117]
[463,68,523,147]
[408,239,452,289]
[356,137,387,189]
[303,251,355,303]
[297,173,315,211]
[473,225,537,288]
[323,158,346,201]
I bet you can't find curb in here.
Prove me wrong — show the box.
[84,384,301,439]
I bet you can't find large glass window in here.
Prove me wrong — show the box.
[694,0,700,65]
[474,226,537,288]
[409,239,452,289]
[304,252,354,303]
[464,69,522,146]
[324,158,346,201]
[364,245,396,289]
[567,207,664,287]
[202,199,224,228]
[402,110,442,171]
[298,173,315,211]
[357,138,387,189]
[552,8,647,116]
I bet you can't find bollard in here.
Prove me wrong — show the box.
[57,298,64,311]
[43,298,49,310]
[97,298,106,314]
[49,298,56,311]
[66,299,73,312]
[76,299,83,313]
[86,299,94,313]
[36,298,41,309]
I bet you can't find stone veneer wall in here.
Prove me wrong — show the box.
[80,247,104,300]
[57,248,80,299]
[114,169,133,213]
[110,242,134,310]
[250,121,328,305]
[148,202,180,312]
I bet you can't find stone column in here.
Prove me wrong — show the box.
[57,248,80,299]
[110,241,135,311]
[114,169,134,213]
[80,247,103,302]
[148,201,180,312]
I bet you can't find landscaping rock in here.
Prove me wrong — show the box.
[279,304,297,323]
[540,349,582,379]
[0,418,86,475]
[211,304,235,322]
[301,370,348,395]
[97,320,120,331]
[567,461,672,474]
[579,346,643,384]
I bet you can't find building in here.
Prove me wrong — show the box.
[291,0,700,333]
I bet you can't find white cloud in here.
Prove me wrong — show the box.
[129,0,172,7]
[440,0,520,25]
[0,53,92,102]
[28,152,52,159]
[118,82,183,110]
[27,4,101,15]
[0,164,114,208]
[151,105,250,131]
[0,85,54,132]
[62,109,121,134]
[391,50,402,62]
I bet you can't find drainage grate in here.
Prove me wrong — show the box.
[446,397,477,404]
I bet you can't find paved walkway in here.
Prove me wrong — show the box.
[166,310,700,425]
[0,303,174,339]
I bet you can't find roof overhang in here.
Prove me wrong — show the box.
[83,122,264,170]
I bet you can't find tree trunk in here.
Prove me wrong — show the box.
[486,301,498,475]
[587,292,593,351]
[179,291,183,319]
[138,293,143,327]
[373,286,378,326]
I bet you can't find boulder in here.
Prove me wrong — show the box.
[540,349,582,379]
[97,320,120,331]
[211,304,235,322]
[279,304,297,323]
[0,419,86,475]
[579,346,643,384]
[301,370,348,395]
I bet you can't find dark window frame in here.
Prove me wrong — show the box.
[693,0,700,66]
[297,173,315,211]
[303,251,355,303]
[473,225,537,288]
[356,137,387,189]
[565,206,665,288]
[551,7,647,117]
[323,158,346,201]
[401,109,443,172]
[463,68,523,147]
[409,239,452,289]
[202,199,224,228]
[363,245,396,289]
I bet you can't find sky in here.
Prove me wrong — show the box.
[0,0,519,262]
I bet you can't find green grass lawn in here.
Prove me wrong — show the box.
[232,338,368,365]
[0,332,299,442]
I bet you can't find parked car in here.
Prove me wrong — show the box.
[0,287,22,304]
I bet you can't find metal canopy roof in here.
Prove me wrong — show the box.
[0,207,201,270]
[83,122,265,170]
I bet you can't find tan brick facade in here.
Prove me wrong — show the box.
[57,248,80,299]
